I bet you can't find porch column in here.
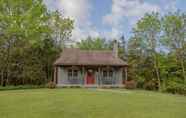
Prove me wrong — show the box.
[125,67,128,81]
[53,66,58,84]
[96,67,98,86]
[118,67,123,85]
[98,67,101,86]
[83,66,86,85]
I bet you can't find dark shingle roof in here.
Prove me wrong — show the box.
[54,48,127,66]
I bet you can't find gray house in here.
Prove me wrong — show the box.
[53,41,128,87]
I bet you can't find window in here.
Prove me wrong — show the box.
[109,70,113,77]
[67,69,80,84]
[102,69,114,85]
[73,70,78,77]
[103,70,107,77]
[68,69,78,77]
[103,70,113,77]
[68,69,72,77]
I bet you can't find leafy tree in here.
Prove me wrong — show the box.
[162,12,186,83]
[133,13,162,90]
[76,37,109,50]
[0,0,73,86]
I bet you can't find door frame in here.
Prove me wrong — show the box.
[85,69,95,85]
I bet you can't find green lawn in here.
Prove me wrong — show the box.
[0,88,186,118]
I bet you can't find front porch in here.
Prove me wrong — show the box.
[54,66,127,87]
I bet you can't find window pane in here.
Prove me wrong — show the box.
[109,70,113,77]
[68,69,72,77]
[103,70,107,77]
[73,70,78,77]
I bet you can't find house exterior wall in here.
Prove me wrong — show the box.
[57,67,68,84]
[56,66,126,87]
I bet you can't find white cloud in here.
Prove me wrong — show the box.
[164,0,177,12]
[72,25,100,41]
[44,0,164,40]
[109,28,122,39]
[44,0,100,41]
[103,0,160,25]
[103,0,160,38]
[57,0,100,41]
[59,0,90,24]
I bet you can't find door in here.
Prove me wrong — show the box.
[86,70,95,84]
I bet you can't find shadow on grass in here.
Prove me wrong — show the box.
[0,85,46,91]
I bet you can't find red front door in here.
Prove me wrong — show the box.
[86,72,95,84]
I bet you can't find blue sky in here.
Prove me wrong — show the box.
[44,0,186,41]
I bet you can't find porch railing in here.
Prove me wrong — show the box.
[67,77,83,84]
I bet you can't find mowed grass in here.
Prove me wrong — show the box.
[0,88,186,118]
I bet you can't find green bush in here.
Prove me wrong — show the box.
[125,80,137,89]
[165,81,186,95]
[47,81,56,89]
[136,77,145,88]
[136,77,158,90]
[143,80,157,90]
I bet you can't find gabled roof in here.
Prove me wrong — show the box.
[54,48,127,66]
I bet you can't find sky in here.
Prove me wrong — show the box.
[44,0,186,41]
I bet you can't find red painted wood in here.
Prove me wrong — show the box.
[86,73,95,84]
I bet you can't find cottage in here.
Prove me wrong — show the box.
[53,40,128,87]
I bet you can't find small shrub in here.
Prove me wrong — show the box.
[143,80,157,90]
[125,80,137,89]
[165,81,186,95]
[47,81,56,89]
[136,77,145,88]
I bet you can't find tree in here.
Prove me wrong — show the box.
[76,37,109,50]
[133,13,162,90]
[119,35,128,61]
[162,12,186,83]
[0,0,73,86]
[127,36,155,89]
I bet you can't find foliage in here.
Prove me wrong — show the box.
[165,82,186,95]
[161,12,186,82]
[133,12,162,90]
[47,81,56,89]
[76,36,127,59]
[125,80,137,89]
[128,12,186,94]
[76,37,110,50]
[143,79,158,90]
[0,0,73,86]
[163,77,186,95]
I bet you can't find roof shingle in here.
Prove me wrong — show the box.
[54,48,127,66]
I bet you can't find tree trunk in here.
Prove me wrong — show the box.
[181,58,186,83]
[155,64,161,91]
[2,71,6,87]
[177,49,186,83]
[6,69,10,86]
[154,52,161,91]
[22,77,25,85]
[0,71,3,86]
